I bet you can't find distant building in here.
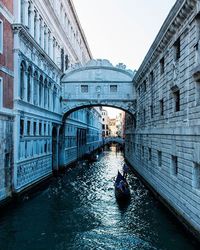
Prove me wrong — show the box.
[102,109,109,137]
[108,118,117,137]
[116,112,125,138]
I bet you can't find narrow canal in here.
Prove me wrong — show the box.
[0,145,198,250]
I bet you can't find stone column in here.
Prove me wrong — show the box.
[53,38,56,62]
[29,2,35,37]
[35,12,40,43]
[24,0,29,26]
[30,66,34,104]
[24,70,28,102]
[41,20,45,49]
[44,26,48,53]
[49,33,53,59]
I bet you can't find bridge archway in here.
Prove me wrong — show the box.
[61,59,136,117]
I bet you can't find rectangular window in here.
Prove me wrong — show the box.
[20,119,24,136]
[81,85,88,93]
[148,148,152,161]
[39,122,42,135]
[150,104,153,118]
[143,109,146,123]
[110,85,117,92]
[160,57,165,75]
[174,37,181,61]
[195,80,200,106]
[142,146,144,158]
[160,99,164,116]
[150,71,154,84]
[158,151,162,168]
[143,80,147,92]
[27,121,31,135]
[171,155,178,176]
[34,122,37,135]
[0,20,3,54]
[193,163,200,190]
[173,89,180,112]
[44,123,46,135]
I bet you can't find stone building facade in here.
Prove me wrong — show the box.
[64,107,102,166]
[102,109,109,137]
[11,0,99,194]
[125,0,200,239]
[0,0,14,202]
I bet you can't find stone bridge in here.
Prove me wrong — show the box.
[61,59,136,118]
[103,137,125,145]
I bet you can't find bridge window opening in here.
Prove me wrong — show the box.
[110,85,117,92]
[193,163,200,189]
[171,155,178,176]
[158,151,162,168]
[160,57,165,75]
[81,85,88,93]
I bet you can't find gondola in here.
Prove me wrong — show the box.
[114,171,130,200]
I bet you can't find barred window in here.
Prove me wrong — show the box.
[110,85,117,92]
[81,85,88,93]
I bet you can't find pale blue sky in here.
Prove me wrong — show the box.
[72,0,176,117]
[73,0,176,70]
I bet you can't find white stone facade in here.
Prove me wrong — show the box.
[63,107,102,166]
[11,0,95,193]
[125,0,200,239]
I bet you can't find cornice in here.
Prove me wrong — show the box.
[68,0,93,60]
[134,0,197,83]
[12,24,62,74]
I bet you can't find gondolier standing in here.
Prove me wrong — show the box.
[123,163,129,178]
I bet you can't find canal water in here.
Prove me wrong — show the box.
[0,145,199,250]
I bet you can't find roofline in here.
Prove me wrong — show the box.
[69,0,93,60]
[134,0,196,83]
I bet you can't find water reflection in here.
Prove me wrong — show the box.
[0,145,198,250]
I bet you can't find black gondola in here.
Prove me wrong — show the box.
[114,171,130,200]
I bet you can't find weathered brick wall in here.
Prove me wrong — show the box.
[0,0,13,14]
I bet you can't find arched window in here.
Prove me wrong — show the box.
[34,11,37,39]
[21,0,24,24]
[28,2,31,29]
[44,79,48,108]
[20,61,26,100]
[39,75,43,106]
[53,85,57,111]
[33,71,38,105]
[27,66,32,102]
